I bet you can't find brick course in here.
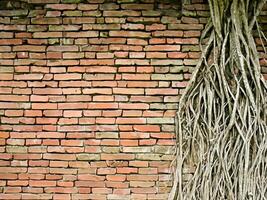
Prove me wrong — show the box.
[0,0,266,199]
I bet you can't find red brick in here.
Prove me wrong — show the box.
[113,88,144,95]
[133,125,160,132]
[8,180,28,186]
[30,95,48,102]
[127,82,158,88]
[139,139,157,146]
[58,118,78,125]
[106,175,126,181]
[122,74,150,80]
[53,194,71,200]
[36,118,58,124]
[116,118,146,124]
[172,81,188,88]
[24,110,42,117]
[54,73,81,80]
[75,181,105,187]
[0,194,21,199]
[184,30,201,37]
[0,39,22,45]
[101,139,119,146]
[29,160,49,167]
[43,153,75,161]
[144,45,180,51]
[117,167,138,174]
[83,88,112,95]
[97,168,116,175]
[119,103,149,110]
[32,103,57,110]
[110,31,150,38]
[122,110,142,117]
[43,139,59,146]
[26,139,42,146]
[0,174,17,180]
[113,189,130,195]
[150,133,174,139]
[43,110,63,117]
[149,38,166,44]
[5,110,23,117]
[58,103,87,109]
[49,161,68,168]
[120,132,149,139]
[29,180,56,187]
[146,88,178,95]
[146,52,167,58]
[105,181,129,188]
[130,96,161,102]
[146,24,166,31]
[78,174,105,181]
[129,161,148,167]
[36,132,65,138]
[61,140,83,146]
[157,139,175,145]
[92,188,112,194]
[168,52,188,58]
[14,74,43,80]
[13,45,46,52]
[88,103,118,109]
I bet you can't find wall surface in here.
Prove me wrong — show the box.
[0,0,266,199]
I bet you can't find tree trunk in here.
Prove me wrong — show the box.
[169,0,267,199]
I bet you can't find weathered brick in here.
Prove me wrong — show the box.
[113,88,144,95]
[103,11,140,17]
[6,146,27,153]
[77,154,100,161]
[33,32,63,38]
[43,153,75,161]
[63,17,95,24]
[153,30,183,37]
[110,31,150,38]
[101,153,135,160]
[122,23,144,30]
[31,18,61,25]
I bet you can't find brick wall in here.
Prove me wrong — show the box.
[0,0,266,199]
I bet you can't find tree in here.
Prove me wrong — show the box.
[169,0,267,199]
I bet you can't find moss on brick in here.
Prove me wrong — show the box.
[6,146,27,153]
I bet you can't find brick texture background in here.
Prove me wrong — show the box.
[0,0,266,199]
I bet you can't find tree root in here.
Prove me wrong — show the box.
[169,0,267,199]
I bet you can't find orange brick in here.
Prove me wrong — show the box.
[61,140,83,146]
[139,139,157,146]
[116,118,146,124]
[133,125,160,132]
[106,175,126,181]
[120,140,138,146]
[117,167,138,174]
